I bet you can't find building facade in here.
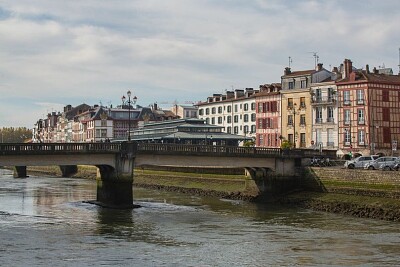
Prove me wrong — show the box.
[281,64,333,148]
[197,88,258,143]
[337,59,400,157]
[254,83,282,148]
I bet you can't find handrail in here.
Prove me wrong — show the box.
[0,142,337,158]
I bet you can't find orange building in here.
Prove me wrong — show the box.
[337,59,400,157]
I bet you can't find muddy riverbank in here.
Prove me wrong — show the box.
[7,165,400,222]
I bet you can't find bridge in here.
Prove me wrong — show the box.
[0,142,335,208]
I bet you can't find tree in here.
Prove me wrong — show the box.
[280,139,293,149]
[0,127,32,143]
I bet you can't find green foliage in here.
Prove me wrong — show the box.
[243,140,255,147]
[280,139,293,149]
[0,127,32,143]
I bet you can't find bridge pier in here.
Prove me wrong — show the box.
[13,166,28,178]
[59,165,78,177]
[96,154,135,209]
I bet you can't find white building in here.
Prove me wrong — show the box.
[310,80,339,150]
[197,88,258,143]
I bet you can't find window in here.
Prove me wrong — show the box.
[251,103,256,110]
[356,90,364,104]
[243,125,249,134]
[288,134,293,144]
[358,130,365,145]
[227,116,232,123]
[383,107,390,121]
[218,107,222,114]
[234,115,239,123]
[227,106,231,113]
[258,119,264,129]
[258,102,263,113]
[344,130,351,144]
[234,105,238,112]
[211,107,216,114]
[271,101,278,112]
[211,117,215,124]
[357,109,365,124]
[288,98,293,109]
[218,117,222,124]
[382,90,389,102]
[327,107,334,122]
[205,108,210,115]
[300,80,306,88]
[383,127,391,143]
[227,126,232,134]
[288,115,293,126]
[251,125,256,133]
[300,133,306,147]
[300,115,306,126]
[243,114,249,122]
[251,113,256,122]
[258,134,264,146]
[300,97,306,108]
[316,129,321,144]
[206,118,210,124]
[315,107,322,123]
[244,103,249,111]
[199,109,204,115]
[289,81,294,89]
[343,91,350,105]
[234,126,239,134]
[344,109,351,125]
[101,120,107,127]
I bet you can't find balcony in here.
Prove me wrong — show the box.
[358,119,365,125]
[356,99,365,105]
[326,142,335,147]
[315,118,323,124]
[343,100,351,106]
[326,117,335,123]
[311,96,336,105]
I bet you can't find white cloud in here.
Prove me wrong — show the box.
[0,0,399,127]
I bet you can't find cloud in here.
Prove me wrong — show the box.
[0,0,399,127]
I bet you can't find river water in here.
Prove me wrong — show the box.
[0,169,400,267]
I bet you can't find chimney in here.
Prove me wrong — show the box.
[316,63,323,71]
[284,67,291,75]
[366,64,370,74]
[344,59,353,78]
[153,102,158,110]
[373,67,378,74]
[226,91,234,99]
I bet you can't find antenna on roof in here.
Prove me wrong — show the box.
[308,51,319,67]
[288,56,293,68]
[398,47,400,75]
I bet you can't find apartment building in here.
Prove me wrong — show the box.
[281,64,333,148]
[197,88,258,142]
[337,59,400,156]
[255,83,282,148]
[310,71,340,150]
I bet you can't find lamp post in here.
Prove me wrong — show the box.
[292,103,297,148]
[123,90,138,142]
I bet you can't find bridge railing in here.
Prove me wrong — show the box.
[0,142,337,158]
[0,143,122,155]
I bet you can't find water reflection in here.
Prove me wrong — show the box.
[1,169,400,266]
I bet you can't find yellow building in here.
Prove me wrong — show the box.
[280,64,334,148]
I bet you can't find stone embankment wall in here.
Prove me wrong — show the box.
[304,167,400,199]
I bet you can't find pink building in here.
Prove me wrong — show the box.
[337,59,400,157]
[255,83,282,148]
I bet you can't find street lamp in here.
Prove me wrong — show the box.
[292,103,298,148]
[123,90,137,142]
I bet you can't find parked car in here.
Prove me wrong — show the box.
[344,155,379,169]
[377,158,400,171]
[364,156,400,170]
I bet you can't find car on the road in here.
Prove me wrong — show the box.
[364,156,400,170]
[344,155,379,169]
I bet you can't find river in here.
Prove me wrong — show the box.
[0,168,399,266]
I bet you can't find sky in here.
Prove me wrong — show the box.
[1,0,399,128]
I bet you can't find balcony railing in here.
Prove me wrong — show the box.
[326,117,335,123]
[312,96,336,105]
[358,119,365,125]
[315,118,323,124]
[343,100,351,106]
[356,99,365,105]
